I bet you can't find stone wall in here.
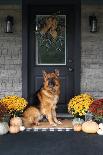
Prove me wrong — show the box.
[0,4,103,99]
[0,5,22,98]
[81,5,103,98]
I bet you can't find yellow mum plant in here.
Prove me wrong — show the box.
[68,94,94,117]
[0,96,28,116]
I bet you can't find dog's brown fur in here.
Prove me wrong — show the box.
[22,69,61,127]
[22,107,41,128]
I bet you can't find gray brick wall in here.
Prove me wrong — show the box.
[0,5,22,98]
[0,4,103,99]
[81,5,103,98]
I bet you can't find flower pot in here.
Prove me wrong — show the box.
[94,118,103,124]
[2,114,11,123]
[85,112,93,121]
[72,117,84,126]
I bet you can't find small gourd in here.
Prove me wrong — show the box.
[0,122,9,135]
[73,124,82,132]
[97,129,103,135]
[99,123,103,130]
[9,126,20,134]
[82,120,99,133]
[97,123,103,135]
[10,117,22,126]
[20,126,25,131]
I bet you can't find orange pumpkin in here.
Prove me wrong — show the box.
[82,120,99,133]
[73,124,82,132]
[10,117,22,126]
[9,126,20,134]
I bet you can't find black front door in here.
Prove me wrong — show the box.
[23,4,81,113]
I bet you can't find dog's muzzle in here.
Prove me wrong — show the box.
[48,78,55,87]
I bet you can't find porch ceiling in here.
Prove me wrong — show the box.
[0,0,103,5]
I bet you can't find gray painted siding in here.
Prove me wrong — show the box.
[0,5,22,98]
[81,5,103,98]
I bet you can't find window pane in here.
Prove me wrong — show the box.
[35,15,66,65]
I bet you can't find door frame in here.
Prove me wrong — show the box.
[22,0,81,101]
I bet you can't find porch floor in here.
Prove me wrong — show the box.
[32,119,73,129]
[0,130,102,155]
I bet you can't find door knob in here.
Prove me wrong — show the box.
[68,59,73,63]
[68,67,73,72]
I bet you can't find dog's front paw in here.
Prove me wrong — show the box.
[35,122,40,126]
[56,120,62,125]
[51,123,57,127]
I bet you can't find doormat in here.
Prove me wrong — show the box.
[25,119,73,132]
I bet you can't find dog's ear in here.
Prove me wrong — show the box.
[55,69,59,76]
[42,70,47,79]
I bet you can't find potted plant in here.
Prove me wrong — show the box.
[68,93,94,123]
[89,99,103,123]
[0,102,9,122]
[0,95,28,117]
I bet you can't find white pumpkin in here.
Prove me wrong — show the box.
[10,117,22,126]
[82,120,99,133]
[97,129,103,135]
[99,123,103,130]
[0,122,9,135]
[9,126,20,134]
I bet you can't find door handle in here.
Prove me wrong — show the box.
[68,59,73,63]
[68,67,73,72]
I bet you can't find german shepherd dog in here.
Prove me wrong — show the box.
[22,69,62,127]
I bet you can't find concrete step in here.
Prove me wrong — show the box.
[57,113,73,118]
